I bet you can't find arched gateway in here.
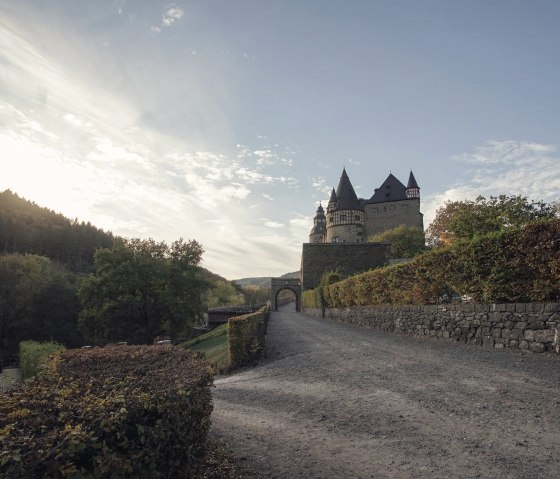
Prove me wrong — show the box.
[270,277,302,312]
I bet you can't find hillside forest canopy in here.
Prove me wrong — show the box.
[0,191,257,357]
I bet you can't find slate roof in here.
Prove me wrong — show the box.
[328,188,338,203]
[364,173,408,204]
[335,168,361,210]
[407,171,419,189]
[310,224,326,235]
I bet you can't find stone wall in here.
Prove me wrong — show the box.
[305,302,560,354]
[362,197,423,237]
[301,242,390,291]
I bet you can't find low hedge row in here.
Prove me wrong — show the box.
[227,306,269,369]
[304,220,560,307]
[0,345,213,478]
[19,340,66,380]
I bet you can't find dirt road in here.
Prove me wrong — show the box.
[211,305,560,478]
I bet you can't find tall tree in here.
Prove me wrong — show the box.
[78,238,207,344]
[368,224,425,258]
[0,254,81,354]
[426,195,558,246]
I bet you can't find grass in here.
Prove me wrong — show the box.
[182,324,229,372]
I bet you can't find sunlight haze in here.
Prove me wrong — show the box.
[1,1,559,278]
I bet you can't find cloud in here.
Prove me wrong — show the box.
[422,139,560,227]
[150,4,185,33]
[264,221,284,229]
[162,5,184,26]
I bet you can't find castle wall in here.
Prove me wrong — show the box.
[362,198,423,238]
[325,223,364,243]
[301,243,390,291]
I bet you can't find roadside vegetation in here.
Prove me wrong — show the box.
[305,195,560,308]
[182,323,229,372]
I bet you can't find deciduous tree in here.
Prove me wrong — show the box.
[426,195,557,246]
[78,238,206,344]
[368,224,425,258]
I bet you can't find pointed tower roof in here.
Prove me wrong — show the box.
[329,188,338,203]
[367,173,408,203]
[335,168,361,209]
[407,171,419,189]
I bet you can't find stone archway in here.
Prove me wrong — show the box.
[271,278,302,312]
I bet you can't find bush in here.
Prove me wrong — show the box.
[19,340,65,381]
[227,306,268,369]
[0,345,213,478]
[322,220,560,306]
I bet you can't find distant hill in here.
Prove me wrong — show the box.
[0,190,243,293]
[233,271,300,288]
[0,190,114,273]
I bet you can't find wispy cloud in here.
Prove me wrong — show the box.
[422,139,560,227]
[151,3,185,33]
[162,5,184,26]
[0,19,304,278]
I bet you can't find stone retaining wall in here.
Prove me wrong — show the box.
[305,303,560,354]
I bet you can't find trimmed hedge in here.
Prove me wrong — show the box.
[310,220,560,307]
[0,345,213,478]
[227,306,269,369]
[19,340,66,381]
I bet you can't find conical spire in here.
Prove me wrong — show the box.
[406,171,420,199]
[329,188,338,203]
[407,171,419,189]
[335,168,361,209]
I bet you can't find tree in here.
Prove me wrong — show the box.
[78,238,207,345]
[205,280,245,308]
[426,195,558,246]
[0,254,81,354]
[368,225,425,258]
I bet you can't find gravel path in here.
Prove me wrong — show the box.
[212,305,560,479]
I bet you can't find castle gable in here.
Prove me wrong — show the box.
[364,173,408,204]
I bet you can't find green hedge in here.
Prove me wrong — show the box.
[0,345,213,478]
[302,289,319,309]
[227,306,269,369]
[316,220,560,307]
[19,340,66,381]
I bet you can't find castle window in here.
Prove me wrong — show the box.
[354,214,360,221]
[372,207,378,214]
[340,214,346,222]
[332,236,339,243]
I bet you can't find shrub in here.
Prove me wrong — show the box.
[322,220,560,306]
[0,345,213,478]
[227,306,268,369]
[19,340,65,381]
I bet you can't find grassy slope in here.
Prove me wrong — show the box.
[182,324,229,371]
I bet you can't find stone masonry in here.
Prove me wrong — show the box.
[305,302,560,354]
[300,242,390,292]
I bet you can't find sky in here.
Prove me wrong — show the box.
[1,1,560,279]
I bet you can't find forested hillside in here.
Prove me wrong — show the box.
[0,190,249,358]
[0,190,114,273]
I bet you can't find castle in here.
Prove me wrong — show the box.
[308,168,423,243]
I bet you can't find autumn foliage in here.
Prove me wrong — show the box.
[0,346,213,478]
[304,220,560,307]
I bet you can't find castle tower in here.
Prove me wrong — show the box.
[406,171,420,198]
[309,204,327,243]
[325,168,364,243]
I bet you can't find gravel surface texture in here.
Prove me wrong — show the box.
[212,305,560,479]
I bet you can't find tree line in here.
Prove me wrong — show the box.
[0,191,255,358]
